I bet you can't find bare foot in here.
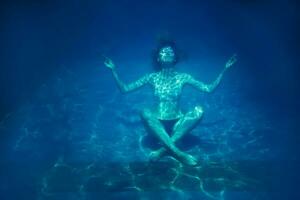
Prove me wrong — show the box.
[174,152,198,166]
[149,148,167,161]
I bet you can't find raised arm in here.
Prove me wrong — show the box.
[186,54,237,93]
[112,69,151,93]
[104,56,151,93]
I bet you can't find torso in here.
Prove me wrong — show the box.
[149,69,188,120]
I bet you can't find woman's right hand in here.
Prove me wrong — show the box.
[225,54,237,69]
[103,56,115,70]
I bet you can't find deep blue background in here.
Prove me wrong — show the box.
[1,0,299,115]
[1,0,300,199]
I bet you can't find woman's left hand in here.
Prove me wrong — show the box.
[225,54,237,69]
[103,55,115,70]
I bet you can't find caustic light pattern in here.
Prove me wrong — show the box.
[2,67,278,200]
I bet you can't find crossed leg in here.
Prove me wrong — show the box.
[149,106,203,161]
[140,106,203,166]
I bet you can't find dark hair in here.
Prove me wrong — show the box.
[152,38,180,71]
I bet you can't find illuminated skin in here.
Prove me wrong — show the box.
[104,47,237,166]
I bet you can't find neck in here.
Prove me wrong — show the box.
[162,67,174,72]
[160,67,175,77]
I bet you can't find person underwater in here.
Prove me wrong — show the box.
[103,40,237,166]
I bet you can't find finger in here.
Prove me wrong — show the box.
[101,54,109,60]
[102,55,113,64]
[231,54,237,60]
[230,57,236,63]
[233,54,237,61]
[101,55,108,63]
[104,62,111,67]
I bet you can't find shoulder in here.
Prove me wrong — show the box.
[144,72,158,84]
[176,72,193,82]
[148,72,160,81]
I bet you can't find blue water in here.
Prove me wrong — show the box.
[1,0,299,199]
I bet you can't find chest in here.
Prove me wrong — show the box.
[152,75,184,97]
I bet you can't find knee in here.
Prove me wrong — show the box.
[194,106,204,118]
[186,106,203,119]
[140,109,152,119]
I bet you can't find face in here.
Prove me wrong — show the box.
[158,46,175,64]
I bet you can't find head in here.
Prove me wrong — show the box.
[158,46,176,64]
[152,39,180,71]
